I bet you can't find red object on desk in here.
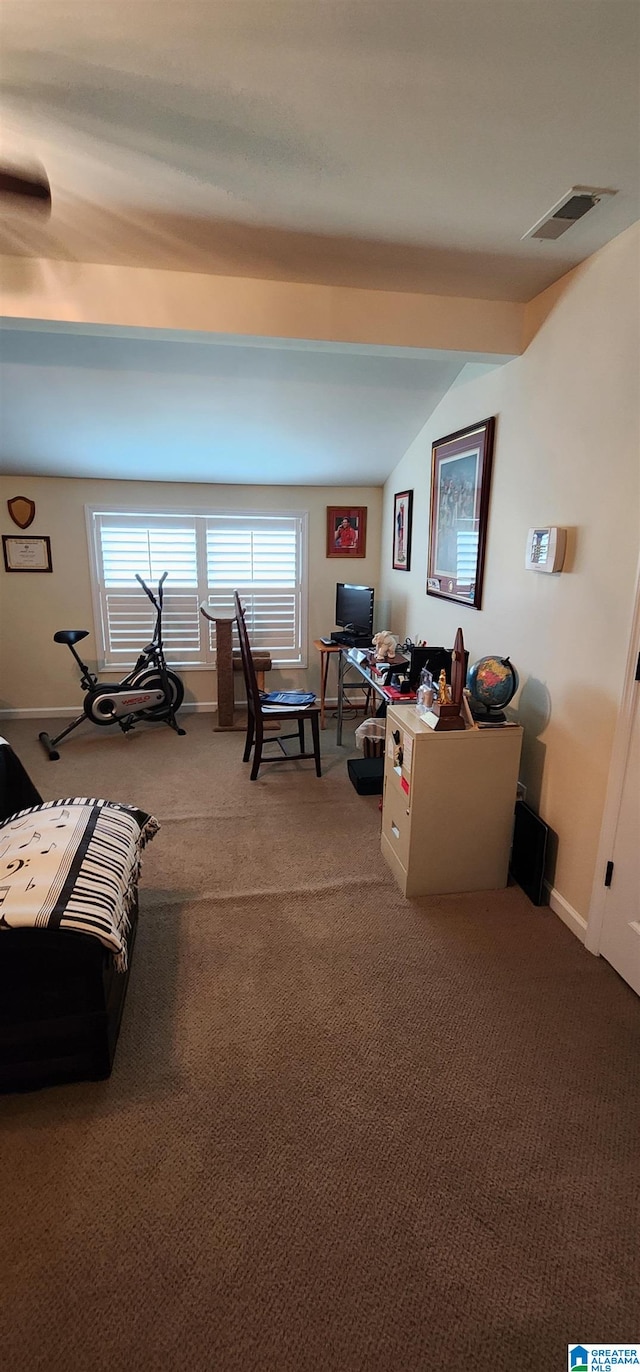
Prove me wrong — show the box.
[382,686,417,702]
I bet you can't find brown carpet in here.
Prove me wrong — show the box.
[1,714,638,1372]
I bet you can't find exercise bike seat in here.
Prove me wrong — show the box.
[54,629,90,646]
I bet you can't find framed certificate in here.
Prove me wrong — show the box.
[2,535,53,572]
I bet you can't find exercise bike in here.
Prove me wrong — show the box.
[39,572,187,760]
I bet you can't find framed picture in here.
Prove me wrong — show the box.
[2,535,53,573]
[392,490,413,571]
[427,417,495,609]
[326,506,367,558]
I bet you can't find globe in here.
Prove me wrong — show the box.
[467,656,519,716]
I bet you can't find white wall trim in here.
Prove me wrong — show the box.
[164,701,218,714]
[0,690,339,721]
[586,548,640,955]
[0,701,219,719]
[546,883,588,944]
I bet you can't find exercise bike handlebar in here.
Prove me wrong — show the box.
[135,571,168,609]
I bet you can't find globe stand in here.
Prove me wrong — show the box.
[468,700,506,725]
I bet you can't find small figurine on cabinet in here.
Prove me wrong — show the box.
[372,631,398,661]
[429,630,466,731]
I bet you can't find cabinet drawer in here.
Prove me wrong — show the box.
[380,832,409,898]
[384,753,413,802]
[381,788,411,869]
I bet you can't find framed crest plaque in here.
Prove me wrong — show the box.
[7,496,36,530]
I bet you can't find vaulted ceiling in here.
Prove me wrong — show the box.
[1,1,637,484]
[0,324,503,485]
[2,0,638,300]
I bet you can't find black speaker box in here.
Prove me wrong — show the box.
[510,800,549,905]
[347,757,384,795]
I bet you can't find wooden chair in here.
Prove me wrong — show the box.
[234,593,322,781]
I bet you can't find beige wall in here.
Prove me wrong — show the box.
[0,257,524,357]
[0,477,382,709]
[379,222,640,921]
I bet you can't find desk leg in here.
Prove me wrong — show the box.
[320,650,331,730]
[337,649,345,746]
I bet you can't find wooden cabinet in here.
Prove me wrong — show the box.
[381,703,523,897]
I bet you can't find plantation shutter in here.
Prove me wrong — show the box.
[92,513,202,666]
[89,509,306,669]
[205,515,304,666]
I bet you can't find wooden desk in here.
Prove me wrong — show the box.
[313,639,343,729]
[336,647,409,745]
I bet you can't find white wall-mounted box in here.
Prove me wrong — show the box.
[525,527,567,573]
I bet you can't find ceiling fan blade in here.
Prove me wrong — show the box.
[0,166,51,210]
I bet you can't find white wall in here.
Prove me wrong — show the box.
[379,223,640,921]
[0,476,382,709]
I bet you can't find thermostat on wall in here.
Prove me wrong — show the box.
[525,526,567,573]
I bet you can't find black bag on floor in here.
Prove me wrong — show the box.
[347,756,384,796]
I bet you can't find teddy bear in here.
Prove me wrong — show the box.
[372,631,398,661]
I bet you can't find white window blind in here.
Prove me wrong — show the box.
[204,516,302,663]
[87,508,307,669]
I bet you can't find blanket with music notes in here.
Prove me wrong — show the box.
[0,799,159,971]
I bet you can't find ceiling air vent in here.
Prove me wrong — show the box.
[522,186,618,242]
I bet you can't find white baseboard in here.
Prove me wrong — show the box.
[2,693,338,721]
[545,882,588,944]
[0,707,83,720]
[0,702,218,719]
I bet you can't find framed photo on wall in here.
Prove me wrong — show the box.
[326,506,367,558]
[392,490,413,571]
[427,417,495,609]
[2,535,53,572]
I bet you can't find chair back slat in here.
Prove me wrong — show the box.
[233,590,321,778]
[234,593,262,717]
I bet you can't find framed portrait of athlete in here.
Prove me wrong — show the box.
[392,490,413,571]
[326,506,367,559]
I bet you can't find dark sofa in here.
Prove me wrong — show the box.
[0,740,140,1092]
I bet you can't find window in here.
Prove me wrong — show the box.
[87,508,308,670]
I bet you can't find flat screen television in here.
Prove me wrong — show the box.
[335,583,375,636]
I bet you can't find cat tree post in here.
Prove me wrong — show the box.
[199,604,272,731]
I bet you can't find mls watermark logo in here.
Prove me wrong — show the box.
[569,1346,640,1370]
